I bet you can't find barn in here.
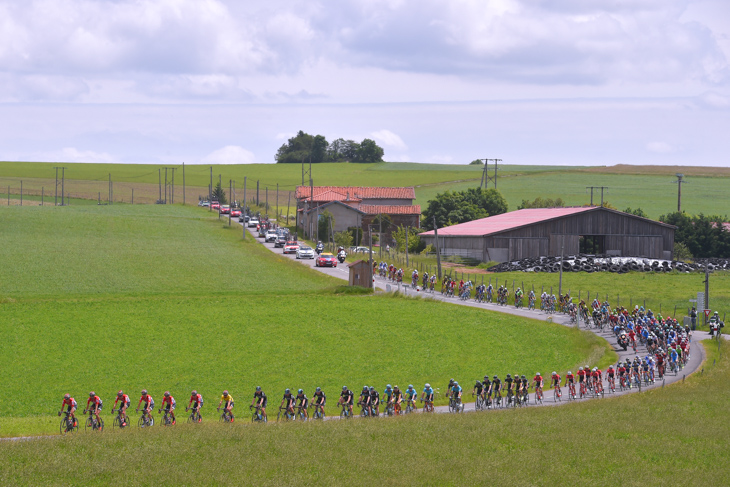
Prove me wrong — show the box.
[420,207,676,263]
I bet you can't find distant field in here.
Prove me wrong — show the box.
[1,341,725,485]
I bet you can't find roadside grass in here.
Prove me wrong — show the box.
[0,293,611,436]
[0,204,335,299]
[0,340,724,485]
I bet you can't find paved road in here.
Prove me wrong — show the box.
[243,222,716,417]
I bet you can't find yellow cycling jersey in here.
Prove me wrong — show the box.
[221,395,234,403]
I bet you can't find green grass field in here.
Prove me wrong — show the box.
[1,340,725,485]
[0,205,609,436]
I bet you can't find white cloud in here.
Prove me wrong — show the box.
[201,145,258,165]
[646,141,676,154]
[370,129,407,150]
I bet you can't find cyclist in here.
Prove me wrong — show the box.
[577,366,586,389]
[339,386,354,416]
[591,367,602,391]
[451,381,462,407]
[295,389,309,419]
[136,390,155,423]
[564,371,575,396]
[446,378,455,399]
[519,375,529,402]
[504,374,514,403]
[405,385,417,410]
[312,387,326,416]
[85,391,103,425]
[188,390,203,421]
[550,371,561,395]
[393,385,403,414]
[606,365,616,389]
[252,386,268,420]
[281,389,295,418]
[481,376,491,406]
[532,372,544,399]
[369,386,380,416]
[159,391,176,424]
[218,390,234,421]
[58,394,78,427]
[489,375,500,405]
[383,384,394,412]
[472,379,484,403]
[113,390,131,425]
[359,386,372,415]
[421,383,434,409]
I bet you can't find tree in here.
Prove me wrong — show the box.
[659,211,730,258]
[517,197,565,209]
[469,159,484,165]
[212,181,227,205]
[422,187,508,230]
[673,242,693,261]
[392,225,424,253]
[356,138,384,163]
[334,231,353,249]
[275,130,328,164]
[623,207,648,218]
[318,210,335,243]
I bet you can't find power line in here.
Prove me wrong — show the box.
[586,186,608,206]
[479,158,501,189]
[672,173,688,212]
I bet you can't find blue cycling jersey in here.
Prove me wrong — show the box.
[451,385,462,394]
[423,387,433,395]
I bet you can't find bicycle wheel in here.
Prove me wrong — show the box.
[113,416,121,429]
[138,416,145,428]
[85,417,94,432]
[60,417,69,435]
[277,410,284,422]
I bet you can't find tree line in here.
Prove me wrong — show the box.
[276,130,385,164]
[659,212,730,258]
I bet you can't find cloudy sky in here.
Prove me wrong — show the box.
[0,0,728,166]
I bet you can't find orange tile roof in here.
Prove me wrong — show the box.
[360,204,421,215]
[296,186,415,200]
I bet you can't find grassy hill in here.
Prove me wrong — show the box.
[1,341,725,485]
[0,205,607,436]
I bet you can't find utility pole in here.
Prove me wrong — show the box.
[405,225,409,267]
[704,266,710,327]
[209,166,213,209]
[276,183,279,220]
[228,179,232,227]
[242,176,247,240]
[266,187,268,217]
[368,225,375,289]
[158,169,162,203]
[433,217,442,280]
[20,180,22,206]
[182,162,185,205]
[286,192,291,226]
[171,167,175,204]
[132,189,134,204]
[61,167,65,206]
[586,186,608,206]
[256,180,260,206]
[672,173,687,212]
[479,159,501,189]
[165,168,168,204]
[558,235,565,297]
[109,173,113,204]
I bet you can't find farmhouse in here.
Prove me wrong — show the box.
[296,186,420,242]
[420,206,676,263]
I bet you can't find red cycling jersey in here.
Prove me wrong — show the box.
[533,376,543,386]
[87,396,101,407]
[162,396,174,406]
[189,393,202,405]
[138,394,153,406]
[606,368,615,376]
[114,394,130,406]
[62,397,77,408]
[551,374,561,384]
[565,374,574,383]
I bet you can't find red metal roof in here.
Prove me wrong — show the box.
[296,186,415,200]
[360,204,421,215]
[420,207,598,237]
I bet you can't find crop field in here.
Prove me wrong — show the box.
[0,205,609,437]
[1,340,725,485]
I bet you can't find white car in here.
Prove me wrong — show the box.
[296,246,315,259]
[248,218,259,228]
[265,230,278,242]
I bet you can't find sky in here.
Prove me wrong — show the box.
[0,0,728,166]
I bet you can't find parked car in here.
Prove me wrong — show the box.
[315,252,338,267]
[296,245,315,259]
[283,241,300,254]
[274,235,287,248]
[219,205,230,215]
[230,208,241,217]
[265,230,278,242]
[248,218,259,228]
[211,201,220,211]
[199,200,210,207]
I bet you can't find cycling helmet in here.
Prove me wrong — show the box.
[506,374,511,378]
[298,389,303,394]
[64,393,70,400]
[394,385,399,390]
[424,383,430,389]
[578,367,583,371]
[223,390,229,396]
[450,378,454,382]
[370,387,375,391]
[476,380,481,385]
[484,375,489,380]
[256,386,261,392]
[521,375,526,379]
[164,391,170,397]
[493,375,498,379]
[342,386,347,391]
[192,390,197,395]
[141,389,147,395]
[454,381,459,386]
[551,372,557,376]
[89,391,95,397]
[117,390,124,397]
[536,372,541,376]
[592,368,597,372]
[408,385,414,389]
[567,371,572,375]
[363,386,368,391]
[386,384,392,390]
[316,387,321,392]
[285,388,290,394]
